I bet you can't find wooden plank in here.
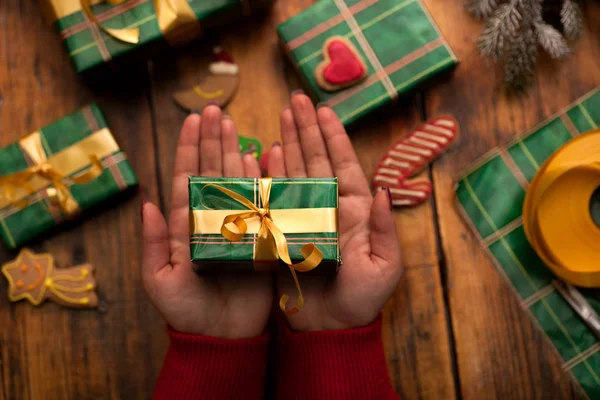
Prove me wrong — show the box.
[422,0,600,398]
[148,1,457,398]
[0,1,165,399]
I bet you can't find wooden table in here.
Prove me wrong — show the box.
[1,1,599,399]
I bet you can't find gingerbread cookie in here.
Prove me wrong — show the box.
[315,36,368,92]
[373,116,458,207]
[2,248,98,308]
[173,47,239,112]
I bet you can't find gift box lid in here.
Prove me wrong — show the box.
[188,177,340,269]
[278,0,458,126]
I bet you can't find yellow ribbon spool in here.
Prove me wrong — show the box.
[205,178,324,315]
[523,129,600,287]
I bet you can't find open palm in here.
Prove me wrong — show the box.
[268,94,403,331]
[142,107,272,339]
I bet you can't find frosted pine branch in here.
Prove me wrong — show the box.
[536,22,571,58]
[561,0,583,39]
[477,4,522,59]
[468,0,586,89]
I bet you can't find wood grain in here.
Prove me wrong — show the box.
[0,1,165,399]
[422,0,600,398]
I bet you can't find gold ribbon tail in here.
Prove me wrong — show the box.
[206,178,324,314]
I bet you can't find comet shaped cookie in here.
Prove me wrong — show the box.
[2,248,98,309]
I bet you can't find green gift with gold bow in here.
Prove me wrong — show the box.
[40,0,272,74]
[189,176,340,314]
[0,104,138,250]
[277,0,458,126]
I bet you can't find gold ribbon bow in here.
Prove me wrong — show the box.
[0,132,103,217]
[207,178,324,315]
[80,0,198,44]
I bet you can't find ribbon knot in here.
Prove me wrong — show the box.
[0,132,103,217]
[206,178,324,315]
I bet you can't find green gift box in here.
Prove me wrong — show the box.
[189,177,341,272]
[41,0,272,74]
[0,104,138,250]
[455,88,600,399]
[277,0,458,126]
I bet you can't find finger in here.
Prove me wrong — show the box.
[200,105,223,176]
[267,142,287,178]
[243,152,261,178]
[317,106,371,197]
[142,201,171,281]
[280,107,307,177]
[170,114,201,212]
[221,116,245,177]
[369,188,403,280]
[290,94,333,177]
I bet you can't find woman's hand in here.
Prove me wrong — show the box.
[141,106,272,339]
[268,94,403,331]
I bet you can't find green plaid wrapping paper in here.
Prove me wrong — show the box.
[45,0,270,74]
[455,87,600,399]
[277,0,458,126]
[189,177,341,272]
[0,104,138,249]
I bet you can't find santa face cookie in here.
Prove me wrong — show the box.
[2,248,98,309]
[172,47,239,112]
[315,36,368,92]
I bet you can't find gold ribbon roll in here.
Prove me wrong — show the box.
[0,129,117,217]
[203,178,325,315]
[523,129,600,287]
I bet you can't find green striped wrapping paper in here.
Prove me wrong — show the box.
[189,177,341,272]
[455,88,600,399]
[0,104,138,250]
[277,0,458,126]
[45,0,271,74]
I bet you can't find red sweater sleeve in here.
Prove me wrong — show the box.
[275,316,400,400]
[153,327,269,400]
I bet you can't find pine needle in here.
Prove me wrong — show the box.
[561,0,583,40]
[466,0,500,19]
[504,27,538,89]
[477,4,522,59]
[536,22,571,58]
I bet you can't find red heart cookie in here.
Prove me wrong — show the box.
[373,116,459,208]
[315,37,368,92]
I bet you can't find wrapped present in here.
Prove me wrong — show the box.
[189,177,340,312]
[0,104,138,250]
[277,0,458,126]
[455,87,600,399]
[40,0,272,74]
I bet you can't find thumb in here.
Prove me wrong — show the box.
[141,200,171,282]
[369,188,402,277]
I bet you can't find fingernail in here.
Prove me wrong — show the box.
[140,198,147,222]
[381,187,393,211]
[291,89,304,97]
[316,102,328,110]
[191,109,201,115]
[242,149,254,158]
[222,113,232,120]
[207,100,221,107]
[272,141,281,147]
